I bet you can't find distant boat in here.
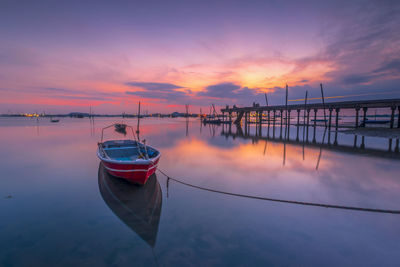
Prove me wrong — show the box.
[202,118,230,124]
[98,164,162,248]
[114,123,127,135]
[50,117,59,123]
[97,124,161,185]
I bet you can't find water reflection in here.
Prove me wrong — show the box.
[98,163,162,248]
[221,124,400,160]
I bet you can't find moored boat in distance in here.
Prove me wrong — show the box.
[97,124,161,185]
[114,123,127,134]
[50,117,60,123]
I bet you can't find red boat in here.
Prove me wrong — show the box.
[97,124,161,185]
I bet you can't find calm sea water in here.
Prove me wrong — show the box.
[1,117,400,266]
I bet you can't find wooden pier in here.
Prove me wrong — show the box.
[220,98,400,129]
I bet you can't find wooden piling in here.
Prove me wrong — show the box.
[328,108,333,130]
[313,109,317,143]
[287,110,291,139]
[280,110,283,139]
[362,107,368,128]
[390,106,395,129]
[355,107,360,128]
[306,109,310,142]
[335,108,340,129]
[334,108,340,145]
[296,109,300,141]
[273,110,276,138]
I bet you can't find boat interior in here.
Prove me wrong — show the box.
[100,140,159,161]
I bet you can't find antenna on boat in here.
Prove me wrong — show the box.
[137,101,141,140]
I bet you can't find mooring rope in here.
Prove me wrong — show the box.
[157,168,400,214]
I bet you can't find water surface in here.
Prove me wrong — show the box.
[1,117,400,266]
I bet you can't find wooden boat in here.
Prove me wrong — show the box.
[50,117,59,123]
[115,123,127,135]
[97,124,161,185]
[98,163,162,247]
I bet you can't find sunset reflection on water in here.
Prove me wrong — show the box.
[1,117,400,266]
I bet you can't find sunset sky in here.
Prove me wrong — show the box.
[1,0,400,114]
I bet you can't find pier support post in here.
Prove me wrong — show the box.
[313,109,317,143]
[360,136,365,149]
[353,135,358,148]
[306,109,310,142]
[395,139,399,153]
[389,138,393,152]
[334,108,340,145]
[280,110,283,139]
[328,108,333,131]
[390,106,395,129]
[328,108,333,144]
[355,107,360,128]
[268,110,271,127]
[398,107,400,128]
[287,109,291,139]
[273,110,276,138]
[296,109,300,141]
[362,107,368,128]
[258,111,262,136]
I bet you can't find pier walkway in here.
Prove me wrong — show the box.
[220,98,400,129]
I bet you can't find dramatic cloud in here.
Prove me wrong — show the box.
[125,82,183,91]
[125,81,192,102]
[199,82,241,98]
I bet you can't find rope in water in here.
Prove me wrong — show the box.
[157,168,400,214]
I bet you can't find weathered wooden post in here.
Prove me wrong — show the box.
[360,136,365,149]
[280,110,283,139]
[390,106,396,129]
[334,108,340,145]
[287,109,291,139]
[312,109,317,143]
[296,109,300,141]
[362,107,368,128]
[328,108,333,131]
[355,107,360,128]
[258,110,262,136]
[395,139,399,153]
[306,109,310,142]
[353,135,358,148]
[335,108,340,129]
[398,106,400,128]
[268,110,271,127]
[273,110,276,138]
[388,138,393,152]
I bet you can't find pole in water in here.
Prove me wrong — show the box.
[320,84,327,127]
[136,101,141,139]
[265,93,269,106]
[302,91,308,140]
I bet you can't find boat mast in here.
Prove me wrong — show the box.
[136,101,141,140]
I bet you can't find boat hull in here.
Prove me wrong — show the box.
[101,158,160,185]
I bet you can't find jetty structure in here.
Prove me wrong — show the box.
[220,86,400,130]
